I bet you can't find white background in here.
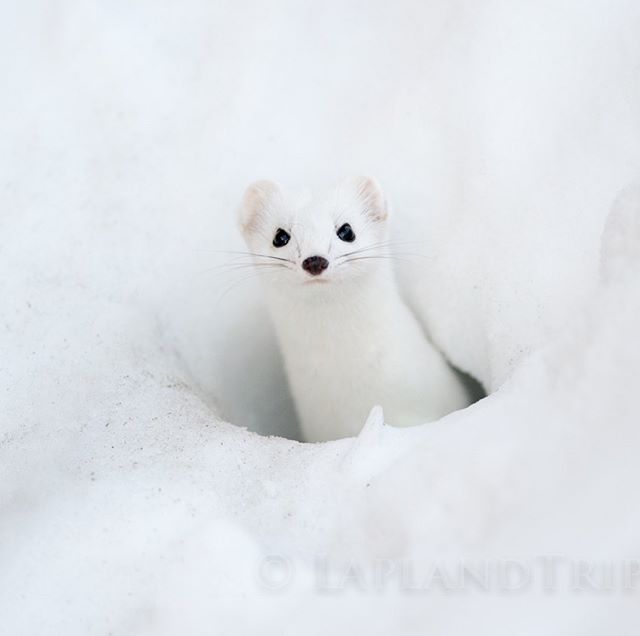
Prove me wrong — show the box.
[1,1,640,634]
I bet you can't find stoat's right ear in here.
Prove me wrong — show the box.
[238,180,281,235]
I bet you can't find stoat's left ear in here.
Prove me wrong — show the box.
[343,176,388,222]
[238,180,281,234]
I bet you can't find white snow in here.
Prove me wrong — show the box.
[1,1,640,634]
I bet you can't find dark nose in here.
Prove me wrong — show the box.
[302,255,329,276]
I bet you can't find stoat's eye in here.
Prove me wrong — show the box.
[272,228,291,248]
[336,223,356,242]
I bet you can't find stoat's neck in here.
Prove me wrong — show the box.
[265,264,402,330]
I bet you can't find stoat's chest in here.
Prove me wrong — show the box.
[267,282,415,383]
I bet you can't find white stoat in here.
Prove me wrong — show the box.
[237,176,470,442]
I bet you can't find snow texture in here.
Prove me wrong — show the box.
[1,1,640,634]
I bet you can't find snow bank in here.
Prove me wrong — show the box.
[1,1,640,634]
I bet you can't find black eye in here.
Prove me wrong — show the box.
[272,228,290,248]
[336,223,356,242]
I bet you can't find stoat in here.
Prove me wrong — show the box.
[238,176,470,441]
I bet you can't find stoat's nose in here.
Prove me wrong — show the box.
[302,255,329,276]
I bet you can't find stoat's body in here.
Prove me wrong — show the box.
[238,177,470,442]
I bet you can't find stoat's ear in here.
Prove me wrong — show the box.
[342,176,388,222]
[238,180,281,234]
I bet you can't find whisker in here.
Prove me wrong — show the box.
[207,249,295,264]
[215,262,289,272]
[338,242,391,258]
[337,240,424,259]
[216,268,284,301]
[339,255,414,264]
[194,262,291,278]
[337,248,430,264]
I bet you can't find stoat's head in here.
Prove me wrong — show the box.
[238,176,390,290]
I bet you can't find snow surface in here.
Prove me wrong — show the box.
[1,1,640,634]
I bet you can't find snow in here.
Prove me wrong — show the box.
[1,1,640,634]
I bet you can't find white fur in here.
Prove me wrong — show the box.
[238,177,470,441]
